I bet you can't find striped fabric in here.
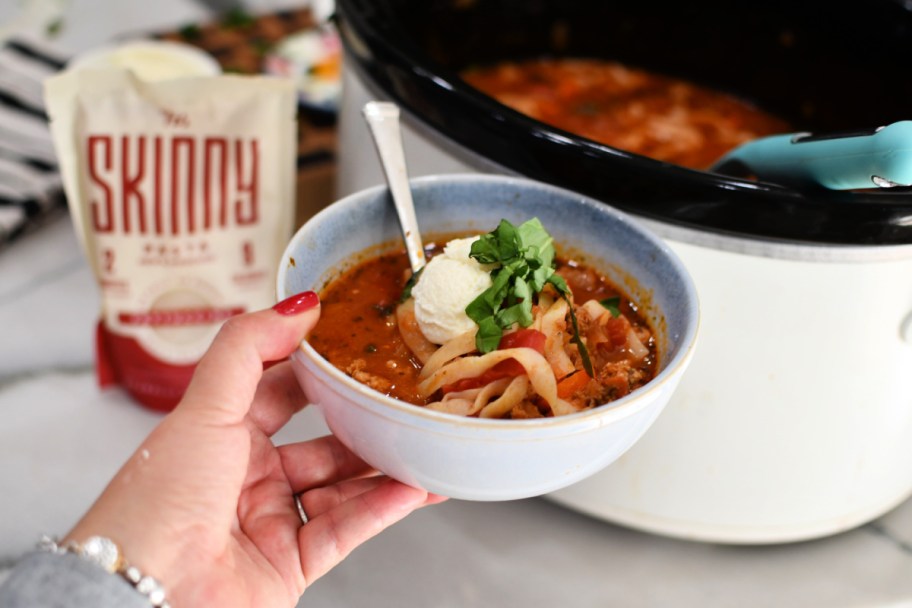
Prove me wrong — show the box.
[0,37,66,247]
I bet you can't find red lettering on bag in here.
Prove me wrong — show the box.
[153,136,164,235]
[235,139,258,226]
[88,135,114,233]
[84,135,261,236]
[121,135,146,234]
[203,137,228,230]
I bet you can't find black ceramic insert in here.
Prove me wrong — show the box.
[336,0,912,245]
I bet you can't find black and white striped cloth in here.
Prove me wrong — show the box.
[0,36,67,247]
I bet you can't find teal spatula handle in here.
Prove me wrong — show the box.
[713,120,912,190]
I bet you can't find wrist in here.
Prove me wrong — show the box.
[43,533,171,608]
[63,487,184,596]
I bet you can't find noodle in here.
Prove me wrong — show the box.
[428,377,515,417]
[540,297,576,379]
[395,299,437,364]
[418,344,576,417]
[479,376,530,419]
[418,330,477,381]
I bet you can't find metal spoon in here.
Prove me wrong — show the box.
[362,101,427,273]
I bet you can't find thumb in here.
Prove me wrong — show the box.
[178,291,321,424]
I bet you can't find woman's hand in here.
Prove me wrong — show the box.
[66,292,444,607]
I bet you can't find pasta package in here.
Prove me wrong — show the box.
[45,70,297,411]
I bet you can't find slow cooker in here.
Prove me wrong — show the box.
[333,0,912,543]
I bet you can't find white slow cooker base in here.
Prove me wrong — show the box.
[548,481,912,545]
[548,237,912,543]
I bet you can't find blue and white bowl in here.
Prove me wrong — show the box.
[277,174,699,501]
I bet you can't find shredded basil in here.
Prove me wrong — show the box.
[548,274,594,378]
[465,218,594,377]
[399,266,424,303]
[599,296,621,318]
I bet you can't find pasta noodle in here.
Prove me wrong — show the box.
[418,330,477,381]
[395,299,438,365]
[418,344,575,417]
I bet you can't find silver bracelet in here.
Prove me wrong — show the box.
[38,535,171,608]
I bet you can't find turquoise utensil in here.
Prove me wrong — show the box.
[713,121,912,190]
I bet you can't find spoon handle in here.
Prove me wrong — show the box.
[362,101,426,273]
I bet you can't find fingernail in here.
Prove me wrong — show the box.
[274,291,319,316]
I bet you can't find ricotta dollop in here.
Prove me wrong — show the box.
[411,236,492,344]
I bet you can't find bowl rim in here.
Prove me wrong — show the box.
[278,173,700,433]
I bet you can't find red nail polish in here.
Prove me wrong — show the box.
[274,291,319,315]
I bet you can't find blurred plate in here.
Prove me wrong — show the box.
[263,24,341,113]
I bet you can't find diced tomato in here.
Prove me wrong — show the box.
[603,315,631,349]
[498,328,546,352]
[442,329,546,393]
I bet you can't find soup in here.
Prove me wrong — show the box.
[461,58,790,170]
[308,220,657,419]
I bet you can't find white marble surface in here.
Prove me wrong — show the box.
[3,1,912,606]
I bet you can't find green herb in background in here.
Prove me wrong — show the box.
[178,23,201,41]
[251,38,273,57]
[222,7,255,28]
[466,218,594,377]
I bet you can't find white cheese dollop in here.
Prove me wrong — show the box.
[411,236,492,344]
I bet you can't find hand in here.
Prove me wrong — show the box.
[66,292,444,607]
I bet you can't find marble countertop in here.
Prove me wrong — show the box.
[2,1,912,606]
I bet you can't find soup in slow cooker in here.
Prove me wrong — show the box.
[461,58,790,170]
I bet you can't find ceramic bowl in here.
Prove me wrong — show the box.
[276,174,699,501]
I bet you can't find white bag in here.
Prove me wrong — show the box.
[45,69,297,410]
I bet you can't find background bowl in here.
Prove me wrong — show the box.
[277,174,699,501]
[68,39,222,81]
